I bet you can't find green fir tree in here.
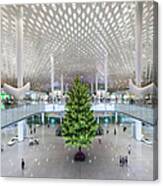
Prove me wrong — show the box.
[62,76,98,153]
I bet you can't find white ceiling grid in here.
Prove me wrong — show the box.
[1,1,155,90]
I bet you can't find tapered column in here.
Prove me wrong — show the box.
[61,73,64,95]
[16,6,24,88]
[104,54,108,93]
[50,55,54,93]
[135,2,143,86]
[95,74,98,93]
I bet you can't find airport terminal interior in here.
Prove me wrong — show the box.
[0,1,158,180]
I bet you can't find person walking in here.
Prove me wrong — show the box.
[98,138,102,144]
[21,158,25,170]
[128,144,131,155]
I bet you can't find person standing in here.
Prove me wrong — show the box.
[125,156,128,166]
[123,126,127,132]
[114,128,116,135]
[21,158,25,170]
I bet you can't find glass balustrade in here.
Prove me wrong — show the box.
[1,102,155,128]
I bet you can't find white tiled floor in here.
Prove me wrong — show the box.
[1,124,154,180]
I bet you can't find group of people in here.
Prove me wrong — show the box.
[119,156,128,167]
[105,126,127,135]
[98,124,128,144]
[119,145,132,167]
[30,127,37,134]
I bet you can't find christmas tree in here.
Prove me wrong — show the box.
[62,76,98,161]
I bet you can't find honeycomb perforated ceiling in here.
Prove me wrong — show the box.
[1,1,155,91]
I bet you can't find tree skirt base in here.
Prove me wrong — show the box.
[74,151,85,161]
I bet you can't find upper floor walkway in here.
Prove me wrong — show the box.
[1,102,156,128]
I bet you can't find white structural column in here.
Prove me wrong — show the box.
[50,55,54,93]
[16,6,24,88]
[97,116,100,124]
[95,73,98,93]
[61,73,64,95]
[18,120,26,142]
[32,115,35,123]
[41,112,45,124]
[115,112,118,124]
[135,2,143,86]
[60,117,62,124]
[104,54,108,93]
[133,119,142,141]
